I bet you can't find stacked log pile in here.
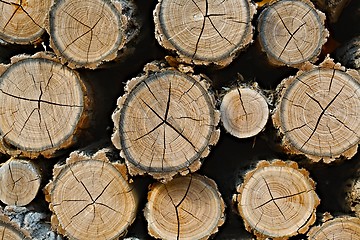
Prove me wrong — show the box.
[0,0,359,239]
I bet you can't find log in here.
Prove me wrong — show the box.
[0,212,30,239]
[44,148,138,240]
[344,168,360,217]
[272,56,360,163]
[144,174,225,240]
[0,0,53,45]
[233,160,319,239]
[0,52,91,158]
[257,0,328,67]
[336,36,360,70]
[48,0,140,69]
[311,0,351,23]
[220,83,269,138]
[153,0,256,67]
[307,216,360,239]
[111,61,220,182]
[0,158,41,206]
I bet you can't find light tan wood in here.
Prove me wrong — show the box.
[0,158,41,206]
[233,160,319,239]
[257,0,328,67]
[307,216,360,239]
[273,56,360,163]
[48,0,139,69]
[112,62,220,182]
[220,85,269,138]
[154,0,256,67]
[0,212,31,239]
[0,52,91,158]
[44,148,138,240]
[144,174,225,240]
[0,0,53,44]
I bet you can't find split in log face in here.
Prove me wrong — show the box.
[113,67,220,181]
[220,87,269,138]
[307,216,360,239]
[234,160,319,239]
[49,0,125,68]
[154,0,256,66]
[0,158,41,206]
[46,158,137,240]
[0,56,88,158]
[144,174,225,240]
[273,60,360,162]
[258,0,328,67]
[0,0,53,44]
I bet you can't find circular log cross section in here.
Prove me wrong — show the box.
[154,0,256,66]
[273,64,360,162]
[112,69,220,181]
[234,160,319,239]
[0,57,87,158]
[258,0,328,67]
[220,87,269,138]
[144,174,225,240]
[49,0,124,68]
[47,159,137,240]
[0,0,53,44]
[0,218,30,240]
[0,158,41,206]
[307,217,360,239]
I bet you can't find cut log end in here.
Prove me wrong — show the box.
[0,0,53,45]
[220,87,269,138]
[273,57,360,162]
[0,158,41,206]
[44,149,138,240]
[0,213,31,239]
[307,216,360,239]
[154,0,256,66]
[234,160,319,239]
[0,53,91,158]
[258,0,328,67]
[144,174,225,240]
[112,63,220,181]
[49,0,138,69]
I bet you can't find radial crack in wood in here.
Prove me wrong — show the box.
[112,62,220,182]
[273,57,360,162]
[0,158,41,206]
[144,174,225,240]
[307,216,360,239]
[48,0,139,69]
[0,0,53,45]
[220,86,269,138]
[233,160,320,239]
[44,149,138,240]
[257,0,328,67]
[0,52,91,158]
[154,0,256,67]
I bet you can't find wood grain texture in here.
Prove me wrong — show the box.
[273,57,360,163]
[233,160,319,239]
[144,174,225,240]
[0,0,53,44]
[112,62,220,182]
[154,0,256,66]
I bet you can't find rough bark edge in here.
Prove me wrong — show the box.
[145,174,226,240]
[311,0,351,23]
[46,0,140,69]
[0,51,92,159]
[44,148,137,239]
[0,208,31,239]
[272,55,360,163]
[111,61,220,182]
[219,81,271,138]
[336,36,360,70]
[0,0,54,46]
[257,0,329,69]
[153,0,256,67]
[307,215,360,239]
[232,159,320,240]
